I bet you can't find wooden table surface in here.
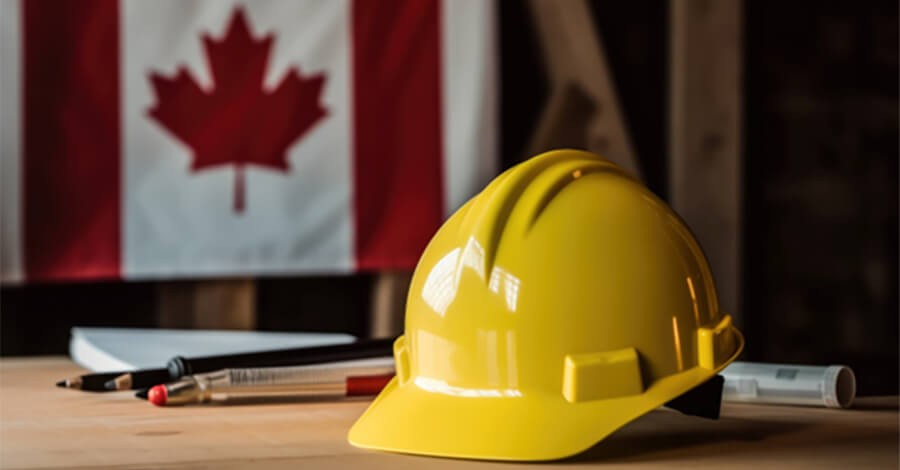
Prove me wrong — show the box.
[1,357,897,470]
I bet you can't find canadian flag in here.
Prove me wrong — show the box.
[0,0,497,282]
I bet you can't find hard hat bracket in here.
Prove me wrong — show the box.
[664,374,724,420]
[562,347,645,403]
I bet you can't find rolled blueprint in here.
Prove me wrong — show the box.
[721,362,856,409]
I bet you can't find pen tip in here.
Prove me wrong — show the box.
[135,388,149,400]
[55,380,67,388]
[148,385,168,406]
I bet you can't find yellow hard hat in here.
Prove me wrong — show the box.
[349,149,744,461]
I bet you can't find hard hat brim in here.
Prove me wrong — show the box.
[349,329,744,462]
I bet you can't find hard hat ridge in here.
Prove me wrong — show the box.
[456,149,632,281]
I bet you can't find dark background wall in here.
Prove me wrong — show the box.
[2,0,897,395]
[743,0,898,396]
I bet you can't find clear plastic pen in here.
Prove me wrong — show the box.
[148,357,395,406]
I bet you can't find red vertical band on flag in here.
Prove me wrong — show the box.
[23,0,121,280]
[352,0,444,270]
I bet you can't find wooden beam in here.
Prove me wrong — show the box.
[157,279,256,330]
[369,271,411,339]
[669,0,743,324]
[156,281,195,329]
[528,0,641,177]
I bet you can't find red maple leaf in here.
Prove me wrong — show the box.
[147,7,328,213]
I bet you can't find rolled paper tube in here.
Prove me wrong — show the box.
[721,362,856,409]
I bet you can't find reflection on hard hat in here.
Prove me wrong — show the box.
[415,329,456,377]
[476,329,519,389]
[414,376,523,398]
[686,276,701,324]
[459,237,486,279]
[421,248,460,316]
[488,266,520,312]
[422,237,522,316]
[505,330,518,388]
[672,316,684,372]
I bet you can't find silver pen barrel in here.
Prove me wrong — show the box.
[221,357,395,389]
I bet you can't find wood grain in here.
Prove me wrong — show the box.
[1,357,896,469]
